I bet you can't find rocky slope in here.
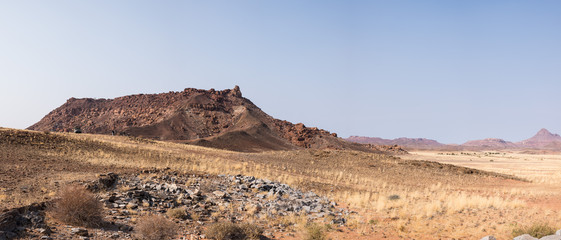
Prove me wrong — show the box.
[28,86,369,152]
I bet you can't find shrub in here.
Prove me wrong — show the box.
[240,223,264,240]
[167,207,188,219]
[50,185,104,227]
[512,223,556,238]
[135,215,178,240]
[388,194,400,200]
[303,223,327,240]
[205,221,263,240]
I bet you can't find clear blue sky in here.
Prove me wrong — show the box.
[1,1,560,144]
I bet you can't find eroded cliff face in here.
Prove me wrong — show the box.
[28,86,368,152]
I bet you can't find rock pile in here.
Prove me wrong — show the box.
[100,170,349,224]
[0,170,349,239]
[0,202,47,240]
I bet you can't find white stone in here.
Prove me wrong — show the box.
[513,234,538,240]
[540,235,561,240]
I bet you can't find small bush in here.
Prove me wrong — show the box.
[167,207,188,219]
[50,185,104,227]
[303,223,327,240]
[512,223,556,238]
[240,223,264,239]
[205,221,263,240]
[136,215,178,240]
[388,194,400,200]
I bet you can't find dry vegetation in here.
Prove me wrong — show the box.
[204,221,263,240]
[49,185,104,227]
[511,222,557,238]
[2,128,561,239]
[135,214,178,240]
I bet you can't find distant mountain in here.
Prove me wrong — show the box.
[517,128,561,149]
[461,138,518,149]
[346,136,445,150]
[347,128,561,151]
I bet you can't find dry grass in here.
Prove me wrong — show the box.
[166,207,188,219]
[49,185,104,227]
[135,214,178,240]
[302,222,328,240]
[512,222,557,238]
[204,221,263,240]
[4,129,561,239]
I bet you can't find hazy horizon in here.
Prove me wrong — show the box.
[1,1,560,144]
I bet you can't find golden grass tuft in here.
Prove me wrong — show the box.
[135,214,178,240]
[512,222,557,238]
[204,221,263,240]
[166,207,188,219]
[50,185,104,227]
[302,222,328,240]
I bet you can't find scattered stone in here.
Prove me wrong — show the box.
[213,191,226,198]
[70,228,88,237]
[480,236,496,240]
[37,227,51,235]
[126,202,138,209]
[557,230,561,236]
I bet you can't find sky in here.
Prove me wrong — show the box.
[1,1,560,144]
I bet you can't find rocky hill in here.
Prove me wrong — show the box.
[28,86,369,152]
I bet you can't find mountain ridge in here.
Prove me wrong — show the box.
[346,128,561,151]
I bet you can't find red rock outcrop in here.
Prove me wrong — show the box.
[28,86,371,152]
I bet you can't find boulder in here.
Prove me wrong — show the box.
[0,210,17,232]
[514,234,538,240]
[540,235,561,240]
[87,173,118,191]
